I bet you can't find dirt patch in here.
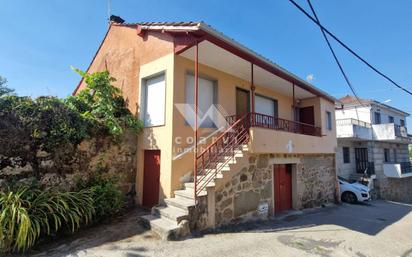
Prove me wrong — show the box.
[278,235,343,256]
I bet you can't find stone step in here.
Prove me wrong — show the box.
[174,189,207,200]
[184,181,215,190]
[197,171,223,180]
[139,214,183,240]
[164,197,196,210]
[218,158,237,165]
[153,205,189,223]
[201,165,230,173]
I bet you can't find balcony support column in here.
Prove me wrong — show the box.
[251,63,255,125]
[292,83,296,132]
[194,42,199,202]
[251,63,255,112]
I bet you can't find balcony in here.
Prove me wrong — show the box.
[337,119,411,143]
[243,113,336,154]
[227,113,321,137]
[372,123,410,142]
[383,162,412,178]
[336,118,372,140]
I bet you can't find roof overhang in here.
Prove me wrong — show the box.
[136,22,338,103]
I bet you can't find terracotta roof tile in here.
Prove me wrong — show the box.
[123,21,201,26]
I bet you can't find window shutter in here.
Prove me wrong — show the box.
[185,74,216,127]
[144,74,165,126]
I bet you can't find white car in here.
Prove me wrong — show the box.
[338,176,371,203]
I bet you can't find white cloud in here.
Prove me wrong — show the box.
[306,74,315,82]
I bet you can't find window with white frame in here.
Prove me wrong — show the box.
[142,74,166,126]
[343,147,350,163]
[185,74,216,128]
[326,111,332,130]
[255,95,278,117]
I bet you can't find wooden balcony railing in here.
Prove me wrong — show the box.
[227,113,322,137]
[249,112,322,137]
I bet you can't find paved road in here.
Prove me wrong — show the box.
[30,200,412,257]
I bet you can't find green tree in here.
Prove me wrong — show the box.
[0,76,14,96]
[66,68,143,136]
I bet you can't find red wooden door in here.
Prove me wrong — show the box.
[274,164,292,214]
[143,150,160,208]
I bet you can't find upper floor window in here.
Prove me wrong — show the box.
[400,119,405,127]
[143,74,166,127]
[388,116,394,123]
[343,147,350,163]
[255,95,278,118]
[326,111,332,130]
[374,112,381,124]
[384,148,390,162]
[185,74,217,128]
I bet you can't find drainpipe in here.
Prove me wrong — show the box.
[194,42,199,202]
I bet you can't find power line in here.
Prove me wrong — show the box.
[287,0,412,96]
[306,0,363,106]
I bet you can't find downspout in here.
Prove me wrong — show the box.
[194,42,199,202]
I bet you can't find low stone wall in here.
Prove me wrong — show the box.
[0,131,138,203]
[215,154,273,226]
[213,153,337,227]
[376,177,412,203]
[297,155,338,209]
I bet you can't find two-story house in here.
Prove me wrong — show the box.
[74,18,340,239]
[336,95,412,203]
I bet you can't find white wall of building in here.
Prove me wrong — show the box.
[335,106,372,124]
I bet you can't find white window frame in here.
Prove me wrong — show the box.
[141,72,166,127]
[185,73,217,128]
[255,94,278,118]
[326,111,332,131]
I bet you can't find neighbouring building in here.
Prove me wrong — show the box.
[336,95,412,202]
[74,17,340,239]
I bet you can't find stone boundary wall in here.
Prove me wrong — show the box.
[297,154,338,208]
[213,153,338,227]
[377,177,412,203]
[0,131,138,204]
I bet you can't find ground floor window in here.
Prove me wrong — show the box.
[343,147,350,163]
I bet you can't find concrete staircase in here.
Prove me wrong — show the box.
[139,144,249,240]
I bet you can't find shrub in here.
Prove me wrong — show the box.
[0,69,143,156]
[76,172,123,217]
[0,95,92,153]
[67,68,143,137]
[0,186,94,253]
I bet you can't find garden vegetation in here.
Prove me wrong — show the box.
[0,70,143,253]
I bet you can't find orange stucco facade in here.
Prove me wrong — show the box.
[75,24,337,204]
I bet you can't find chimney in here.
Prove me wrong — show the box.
[109,15,125,24]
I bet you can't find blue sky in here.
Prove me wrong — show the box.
[1,0,412,128]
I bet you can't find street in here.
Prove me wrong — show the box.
[29,200,412,257]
